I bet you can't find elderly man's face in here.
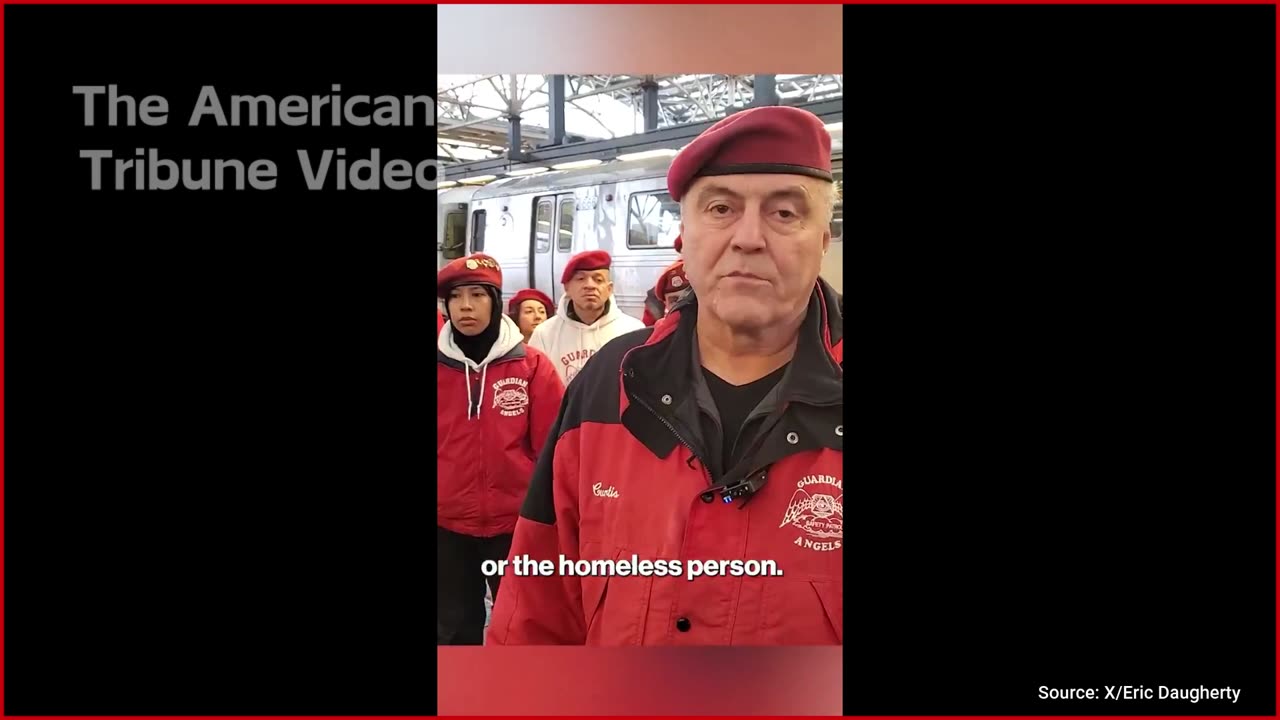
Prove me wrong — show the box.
[681,174,831,333]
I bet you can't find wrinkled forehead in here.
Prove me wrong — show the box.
[683,173,830,204]
[569,269,610,281]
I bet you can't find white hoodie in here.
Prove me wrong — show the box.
[529,294,645,385]
[438,313,526,419]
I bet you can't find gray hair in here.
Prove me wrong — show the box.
[823,179,842,224]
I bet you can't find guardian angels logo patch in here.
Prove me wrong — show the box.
[491,377,530,417]
[780,474,843,552]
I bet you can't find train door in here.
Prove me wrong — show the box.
[530,193,576,305]
[439,202,468,271]
[551,194,576,302]
[530,196,554,300]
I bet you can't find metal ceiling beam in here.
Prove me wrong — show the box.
[436,96,513,115]
[439,114,514,132]
[668,75,716,121]
[547,74,566,147]
[438,75,650,132]
[437,74,504,96]
[520,76,649,113]
[438,75,840,166]
[642,76,659,132]
[440,98,842,180]
[752,74,780,107]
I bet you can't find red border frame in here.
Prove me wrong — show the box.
[0,2,1274,719]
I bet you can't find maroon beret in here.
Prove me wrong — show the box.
[667,105,833,202]
[508,288,555,315]
[655,259,688,298]
[437,253,503,298]
[561,249,612,284]
[674,235,683,254]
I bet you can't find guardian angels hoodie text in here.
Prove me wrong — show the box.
[529,294,645,386]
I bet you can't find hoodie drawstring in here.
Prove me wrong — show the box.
[464,362,491,420]
[464,365,474,419]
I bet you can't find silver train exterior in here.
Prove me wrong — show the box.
[437,153,844,320]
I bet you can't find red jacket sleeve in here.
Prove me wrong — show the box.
[641,286,662,327]
[527,347,564,457]
[486,397,586,645]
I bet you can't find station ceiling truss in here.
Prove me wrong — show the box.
[436,74,843,168]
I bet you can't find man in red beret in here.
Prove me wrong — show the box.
[641,259,690,327]
[528,249,645,385]
[507,288,555,344]
[436,253,565,645]
[489,106,843,646]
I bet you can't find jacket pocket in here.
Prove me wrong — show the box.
[582,573,611,636]
[812,580,842,644]
[759,578,843,645]
[579,545,612,635]
[579,548,653,646]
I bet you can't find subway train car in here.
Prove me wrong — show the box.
[437,151,844,320]
[437,185,480,270]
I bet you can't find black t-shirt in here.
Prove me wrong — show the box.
[701,363,789,476]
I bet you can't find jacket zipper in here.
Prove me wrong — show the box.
[629,390,715,491]
[629,383,773,509]
[472,370,489,530]
[463,353,523,533]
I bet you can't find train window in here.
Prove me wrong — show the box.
[533,198,553,253]
[471,210,487,252]
[627,192,680,249]
[442,211,466,260]
[557,200,575,252]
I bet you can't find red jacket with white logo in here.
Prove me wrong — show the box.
[438,314,565,538]
[488,280,843,645]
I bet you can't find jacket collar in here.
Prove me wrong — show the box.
[619,279,844,464]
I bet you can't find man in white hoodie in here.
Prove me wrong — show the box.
[529,250,645,385]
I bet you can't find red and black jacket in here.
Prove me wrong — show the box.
[488,279,843,645]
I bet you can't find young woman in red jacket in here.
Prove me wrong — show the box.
[436,253,564,645]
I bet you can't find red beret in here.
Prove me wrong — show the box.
[667,105,833,202]
[674,235,683,254]
[508,288,555,315]
[655,260,688,298]
[561,250,612,284]
[437,253,503,298]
